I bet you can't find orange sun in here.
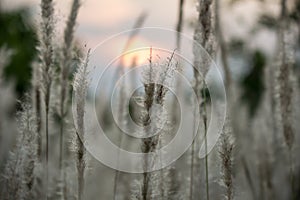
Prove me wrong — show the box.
[121,37,153,68]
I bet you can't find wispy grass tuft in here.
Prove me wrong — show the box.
[2,102,38,200]
[275,0,297,198]
[141,48,177,200]
[191,0,215,199]
[38,0,55,195]
[58,0,81,197]
[219,128,234,200]
[72,49,90,200]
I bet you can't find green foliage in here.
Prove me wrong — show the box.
[228,39,244,55]
[0,9,37,96]
[241,50,266,117]
[258,14,277,29]
[290,0,300,22]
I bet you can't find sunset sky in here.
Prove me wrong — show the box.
[1,0,279,54]
[0,0,282,79]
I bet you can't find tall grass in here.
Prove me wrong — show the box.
[219,127,234,200]
[58,0,81,198]
[72,49,90,200]
[0,0,299,199]
[38,0,55,196]
[276,0,296,198]
[2,103,38,200]
[141,47,156,200]
[215,1,235,199]
[191,0,215,199]
[141,49,177,200]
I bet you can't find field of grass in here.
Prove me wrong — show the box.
[0,0,299,199]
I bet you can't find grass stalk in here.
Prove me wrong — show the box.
[176,0,184,50]
[141,48,155,200]
[277,0,296,198]
[219,132,234,200]
[73,49,90,200]
[113,65,126,200]
[58,0,80,198]
[39,0,55,197]
[192,0,214,199]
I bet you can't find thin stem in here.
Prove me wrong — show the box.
[113,135,124,200]
[73,50,90,200]
[142,170,149,200]
[278,1,295,198]
[59,103,64,173]
[59,125,63,168]
[39,0,54,197]
[192,0,214,197]
[289,149,295,200]
[36,90,42,158]
[202,85,209,200]
[44,86,51,199]
[113,72,126,200]
[141,49,154,200]
[189,134,195,200]
[59,1,81,198]
[76,132,85,200]
[189,88,199,200]
[241,156,257,199]
[32,64,42,159]
[205,136,209,200]
[159,140,165,199]
[59,113,64,200]
[45,102,49,199]
[112,14,147,199]
[176,0,184,49]
[215,0,231,90]
[190,66,200,200]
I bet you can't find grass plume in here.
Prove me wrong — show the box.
[2,103,38,200]
[219,129,234,200]
[38,0,55,196]
[58,0,81,197]
[72,49,90,200]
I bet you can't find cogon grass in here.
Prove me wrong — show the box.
[72,49,90,200]
[2,102,38,200]
[219,129,234,200]
[191,0,215,199]
[58,0,81,197]
[215,1,235,199]
[141,48,177,200]
[38,0,55,196]
[275,0,296,198]
[1,0,299,199]
[141,48,156,200]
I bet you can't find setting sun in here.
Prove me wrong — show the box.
[1,0,298,199]
[121,37,153,68]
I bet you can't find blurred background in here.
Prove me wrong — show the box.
[1,0,298,98]
[0,0,300,199]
